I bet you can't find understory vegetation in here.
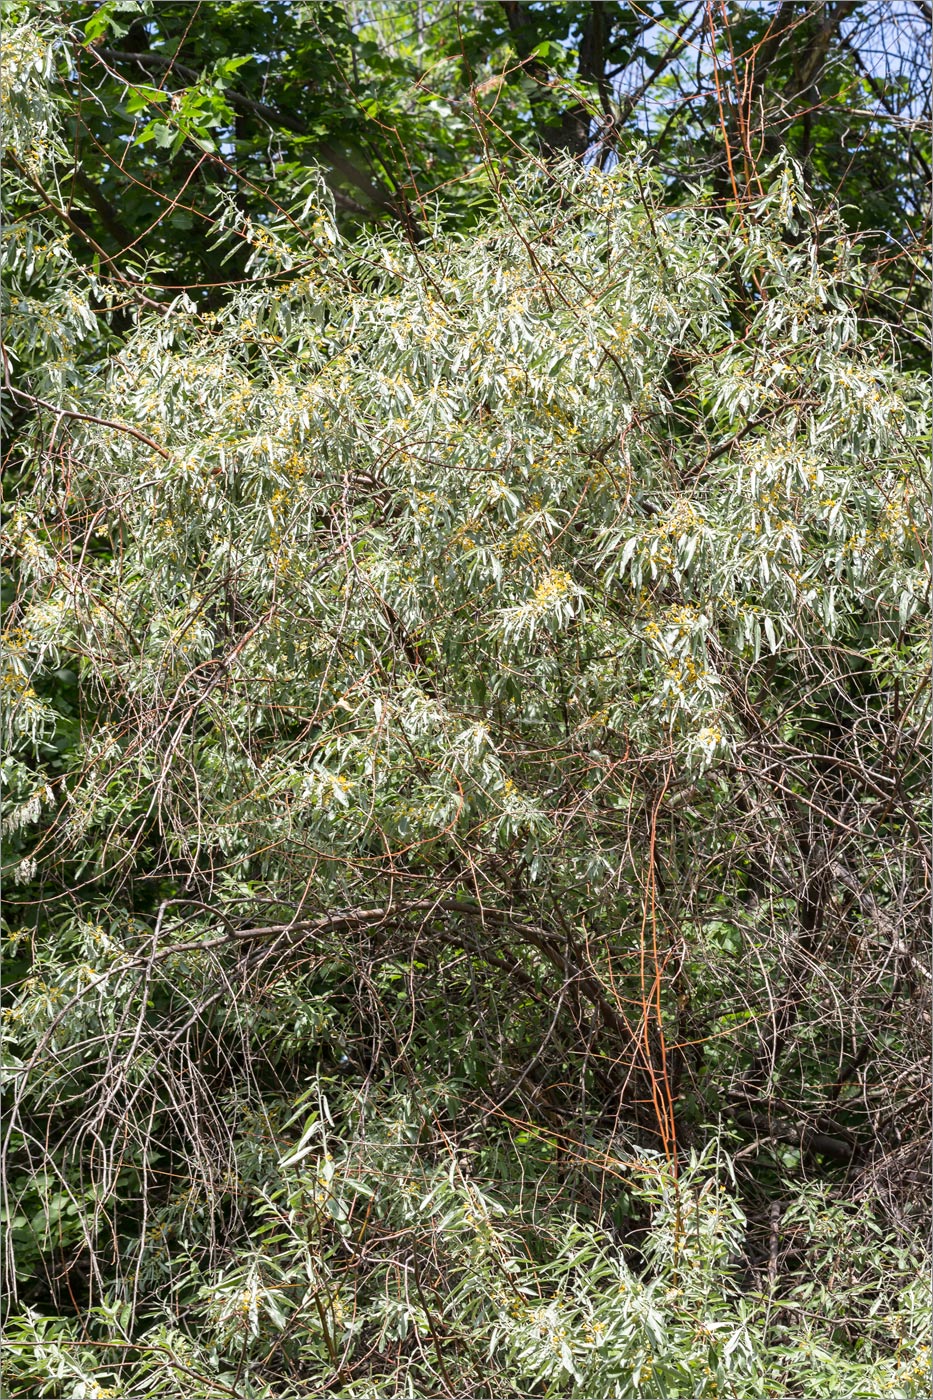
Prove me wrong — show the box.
[1,4,930,1397]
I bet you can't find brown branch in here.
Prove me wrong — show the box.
[5,387,170,459]
[95,48,396,215]
[727,1095,862,1165]
[7,153,163,306]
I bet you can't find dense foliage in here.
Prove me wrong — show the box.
[7,2,933,351]
[1,4,931,1399]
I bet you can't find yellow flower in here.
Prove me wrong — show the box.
[533,568,574,609]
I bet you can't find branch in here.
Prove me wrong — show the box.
[6,897,636,1110]
[831,861,931,980]
[727,1095,862,1165]
[7,153,163,306]
[95,48,397,214]
[5,387,171,459]
[616,2,705,127]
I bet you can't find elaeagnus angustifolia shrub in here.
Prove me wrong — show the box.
[2,12,929,1396]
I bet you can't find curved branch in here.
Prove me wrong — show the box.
[5,387,170,459]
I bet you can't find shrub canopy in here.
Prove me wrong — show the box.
[1,13,930,1399]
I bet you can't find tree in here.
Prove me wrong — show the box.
[1,6,930,1399]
